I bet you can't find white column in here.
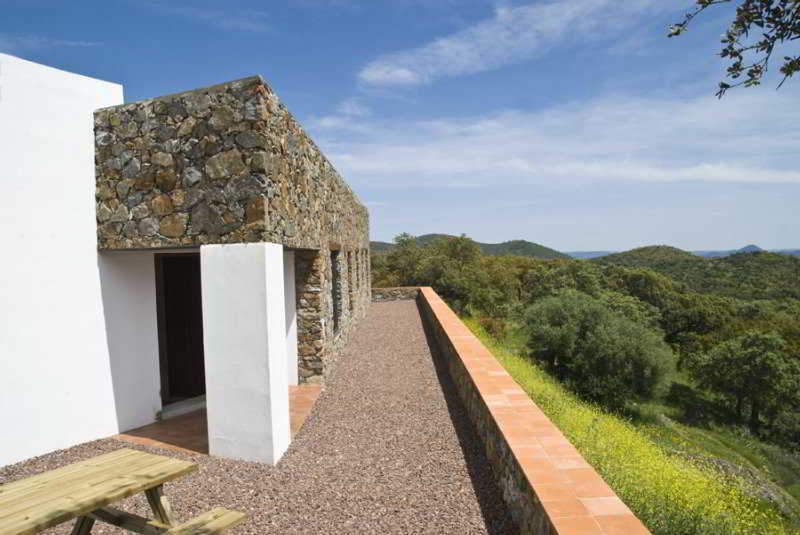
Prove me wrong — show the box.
[283,250,299,386]
[200,243,290,465]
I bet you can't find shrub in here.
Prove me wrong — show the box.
[477,316,508,339]
[523,290,674,410]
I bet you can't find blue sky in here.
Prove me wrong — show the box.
[2,0,798,251]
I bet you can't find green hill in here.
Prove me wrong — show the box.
[371,234,569,259]
[594,245,700,266]
[593,246,800,300]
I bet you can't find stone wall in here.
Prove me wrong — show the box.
[294,247,370,383]
[93,75,371,384]
[417,287,651,535]
[93,76,368,252]
[371,287,420,302]
[295,250,325,381]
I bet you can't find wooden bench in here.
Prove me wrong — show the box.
[0,448,246,535]
[166,508,247,534]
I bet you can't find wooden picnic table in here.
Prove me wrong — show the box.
[0,448,245,535]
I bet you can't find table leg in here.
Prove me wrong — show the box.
[145,485,175,526]
[70,516,95,534]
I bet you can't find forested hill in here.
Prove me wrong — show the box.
[372,234,569,259]
[592,246,800,300]
[591,245,702,266]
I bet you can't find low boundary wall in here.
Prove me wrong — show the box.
[371,287,420,302]
[416,287,650,535]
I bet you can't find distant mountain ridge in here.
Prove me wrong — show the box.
[567,251,619,259]
[591,245,800,300]
[568,245,800,259]
[693,244,764,258]
[371,234,569,259]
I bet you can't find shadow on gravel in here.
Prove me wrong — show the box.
[417,302,520,535]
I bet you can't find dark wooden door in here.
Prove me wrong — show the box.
[156,254,205,404]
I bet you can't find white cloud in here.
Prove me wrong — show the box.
[0,35,101,51]
[309,91,800,187]
[358,0,678,86]
[146,4,270,32]
[336,97,371,117]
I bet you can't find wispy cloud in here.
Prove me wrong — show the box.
[336,97,371,117]
[309,91,800,187]
[359,0,679,86]
[0,34,101,52]
[146,4,271,32]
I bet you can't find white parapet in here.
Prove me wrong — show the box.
[200,242,290,465]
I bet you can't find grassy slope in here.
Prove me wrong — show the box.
[593,246,800,300]
[371,234,570,259]
[464,318,799,535]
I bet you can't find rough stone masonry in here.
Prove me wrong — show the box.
[93,76,371,382]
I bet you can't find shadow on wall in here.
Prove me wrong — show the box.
[417,300,520,535]
[97,250,162,433]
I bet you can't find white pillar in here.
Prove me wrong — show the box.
[283,250,298,386]
[200,243,290,465]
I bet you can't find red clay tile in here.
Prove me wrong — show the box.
[542,499,591,519]
[114,384,321,453]
[538,436,571,446]
[563,468,605,484]
[505,435,541,448]
[512,444,549,459]
[522,468,572,485]
[594,514,651,535]
[528,424,563,436]
[579,497,632,517]
[502,425,537,439]
[533,483,576,502]
[552,458,593,470]
[550,516,605,535]
[519,457,556,472]
[573,480,617,499]
[542,443,582,458]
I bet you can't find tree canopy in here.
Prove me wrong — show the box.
[669,0,800,96]
[686,331,800,432]
[523,290,675,410]
[372,233,800,442]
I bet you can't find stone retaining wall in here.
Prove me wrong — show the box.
[371,287,420,302]
[417,287,650,535]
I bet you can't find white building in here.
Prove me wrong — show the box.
[0,54,370,467]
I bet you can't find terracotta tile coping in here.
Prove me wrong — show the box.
[417,287,651,535]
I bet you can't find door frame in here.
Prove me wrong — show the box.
[154,251,203,406]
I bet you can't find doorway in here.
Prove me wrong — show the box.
[155,253,206,406]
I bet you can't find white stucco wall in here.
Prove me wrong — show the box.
[98,250,162,432]
[284,250,298,386]
[201,243,290,465]
[0,54,124,466]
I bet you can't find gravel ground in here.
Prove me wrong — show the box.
[1,300,517,534]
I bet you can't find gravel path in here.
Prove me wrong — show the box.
[1,300,517,534]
